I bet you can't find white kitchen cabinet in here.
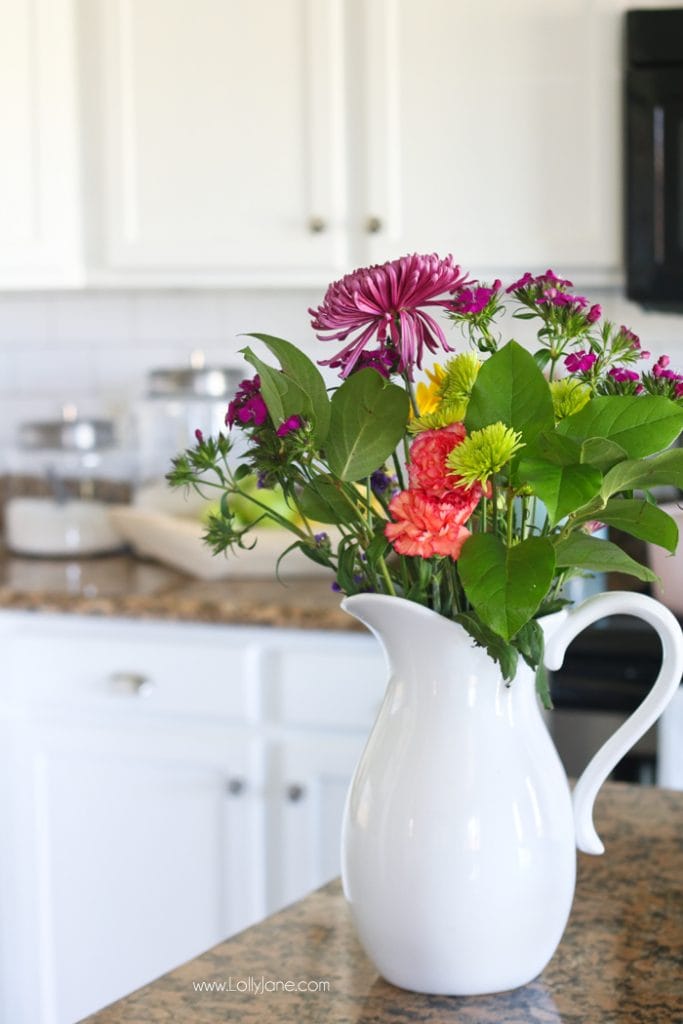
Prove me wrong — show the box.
[2,0,662,288]
[355,0,624,282]
[1,715,263,1024]
[88,0,348,285]
[0,611,385,1024]
[0,0,82,286]
[266,732,370,913]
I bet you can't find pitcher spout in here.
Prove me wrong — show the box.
[341,593,467,675]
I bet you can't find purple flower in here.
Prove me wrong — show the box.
[676,382,683,398]
[586,304,602,324]
[653,355,675,379]
[314,532,328,544]
[450,279,502,315]
[226,375,268,428]
[506,272,535,293]
[609,367,640,383]
[565,351,597,373]
[331,581,342,592]
[194,428,204,444]
[507,269,573,294]
[310,253,470,378]
[276,415,303,437]
[351,347,401,378]
[370,469,398,496]
[618,325,640,348]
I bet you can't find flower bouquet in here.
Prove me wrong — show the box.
[168,253,683,697]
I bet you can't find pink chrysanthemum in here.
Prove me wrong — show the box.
[408,423,479,500]
[309,253,470,378]
[384,489,473,560]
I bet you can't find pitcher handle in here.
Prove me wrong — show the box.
[544,591,683,856]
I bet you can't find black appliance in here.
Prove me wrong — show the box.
[626,8,683,306]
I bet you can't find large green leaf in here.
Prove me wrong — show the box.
[325,369,409,481]
[297,476,358,525]
[242,347,305,429]
[518,459,603,526]
[601,447,683,498]
[554,534,657,582]
[594,498,679,553]
[243,334,331,444]
[557,396,683,458]
[458,534,556,641]
[465,340,555,446]
[518,431,602,525]
[580,437,629,473]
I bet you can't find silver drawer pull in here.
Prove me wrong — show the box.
[286,783,306,803]
[109,672,154,697]
[226,777,247,797]
[308,215,326,233]
[365,215,382,234]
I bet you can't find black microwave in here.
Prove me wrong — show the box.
[626,8,683,307]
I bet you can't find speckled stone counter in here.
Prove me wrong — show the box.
[81,782,682,1024]
[0,549,357,630]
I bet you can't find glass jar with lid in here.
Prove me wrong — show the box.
[135,355,242,512]
[4,412,134,557]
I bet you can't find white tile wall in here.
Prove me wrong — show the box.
[0,284,682,458]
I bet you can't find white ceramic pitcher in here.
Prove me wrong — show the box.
[341,591,683,996]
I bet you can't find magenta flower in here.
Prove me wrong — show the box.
[653,355,674,379]
[226,375,268,428]
[565,351,597,373]
[507,269,573,293]
[450,280,502,315]
[276,415,303,437]
[586,304,602,324]
[309,253,470,378]
[351,347,401,378]
[609,367,640,383]
[676,382,683,398]
[194,428,204,444]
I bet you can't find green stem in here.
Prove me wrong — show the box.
[507,490,515,547]
[377,555,397,596]
[392,451,406,492]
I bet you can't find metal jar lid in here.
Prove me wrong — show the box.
[147,367,240,399]
[18,418,116,452]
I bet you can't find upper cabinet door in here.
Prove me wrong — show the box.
[360,0,622,284]
[0,0,82,286]
[95,0,348,283]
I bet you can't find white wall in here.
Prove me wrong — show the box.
[0,283,682,459]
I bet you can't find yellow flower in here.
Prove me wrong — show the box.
[447,422,525,486]
[410,353,481,433]
[549,378,591,421]
[414,364,446,416]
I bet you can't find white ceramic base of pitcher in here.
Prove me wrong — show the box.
[341,591,683,996]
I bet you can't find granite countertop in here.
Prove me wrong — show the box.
[81,782,682,1024]
[0,549,357,631]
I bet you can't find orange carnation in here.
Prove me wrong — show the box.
[384,489,475,560]
[408,423,479,501]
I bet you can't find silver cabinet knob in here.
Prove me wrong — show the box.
[286,783,306,803]
[365,215,382,234]
[308,216,326,234]
[226,777,247,797]
[109,672,154,696]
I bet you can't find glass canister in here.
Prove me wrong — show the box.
[135,358,242,510]
[4,414,134,557]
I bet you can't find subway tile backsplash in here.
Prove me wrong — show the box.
[0,286,682,457]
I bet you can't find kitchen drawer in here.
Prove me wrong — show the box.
[265,636,386,730]
[0,615,255,720]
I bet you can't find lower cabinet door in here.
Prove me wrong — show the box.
[266,733,369,914]
[0,714,264,1024]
